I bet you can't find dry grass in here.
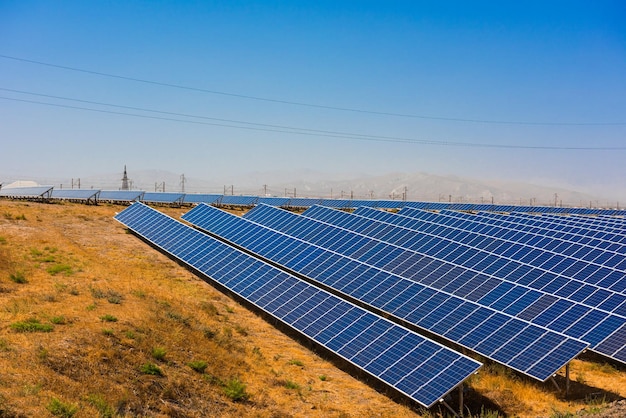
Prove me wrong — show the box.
[0,200,624,417]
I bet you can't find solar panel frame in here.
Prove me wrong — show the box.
[115,202,481,408]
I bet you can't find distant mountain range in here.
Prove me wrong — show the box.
[2,169,619,208]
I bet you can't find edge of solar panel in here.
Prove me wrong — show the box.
[0,186,54,197]
[98,190,145,202]
[183,203,589,381]
[114,202,481,408]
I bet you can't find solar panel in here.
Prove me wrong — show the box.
[218,195,259,206]
[183,203,588,381]
[0,186,54,198]
[182,194,222,204]
[284,198,322,208]
[141,192,185,204]
[394,207,626,295]
[114,202,481,408]
[257,197,290,206]
[50,189,100,202]
[337,206,626,364]
[99,190,144,202]
[319,199,352,209]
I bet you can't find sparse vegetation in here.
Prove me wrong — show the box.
[188,360,208,373]
[140,362,163,376]
[223,378,249,401]
[85,393,114,418]
[47,263,72,276]
[11,318,53,333]
[100,314,117,322]
[151,346,167,361]
[9,271,27,283]
[47,397,78,417]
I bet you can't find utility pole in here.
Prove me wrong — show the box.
[180,174,186,193]
[294,188,296,198]
[554,193,558,207]
[263,184,267,196]
[231,185,234,195]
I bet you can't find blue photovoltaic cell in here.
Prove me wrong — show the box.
[114,202,481,408]
[311,205,625,364]
[182,203,588,381]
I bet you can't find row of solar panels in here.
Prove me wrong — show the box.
[114,199,626,408]
[2,186,625,216]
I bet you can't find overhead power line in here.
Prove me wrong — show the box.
[1,54,624,126]
[2,92,625,150]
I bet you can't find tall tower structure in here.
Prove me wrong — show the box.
[121,165,129,190]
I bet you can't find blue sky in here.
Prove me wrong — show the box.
[1,1,625,197]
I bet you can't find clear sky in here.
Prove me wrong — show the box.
[1,1,625,197]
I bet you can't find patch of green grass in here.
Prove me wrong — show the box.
[47,264,72,276]
[125,330,136,339]
[47,397,78,417]
[319,375,328,381]
[223,378,248,401]
[102,329,114,336]
[234,324,248,336]
[0,236,7,244]
[139,362,163,376]
[86,303,96,311]
[100,314,117,322]
[50,316,66,325]
[203,327,217,339]
[165,310,191,327]
[11,318,53,333]
[200,301,219,315]
[288,359,304,367]
[151,347,167,361]
[85,394,114,418]
[188,360,208,373]
[9,271,27,284]
[283,380,300,390]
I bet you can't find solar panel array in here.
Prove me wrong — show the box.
[293,205,626,364]
[0,186,54,198]
[395,208,626,293]
[114,202,481,408]
[183,203,588,381]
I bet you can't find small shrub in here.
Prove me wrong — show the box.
[86,304,96,311]
[102,329,114,336]
[151,347,167,361]
[50,316,66,325]
[234,324,248,336]
[140,362,163,376]
[288,359,304,367]
[284,380,300,390]
[9,271,28,284]
[225,306,235,313]
[11,318,53,333]
[47,397,78,417]
[0,236,6,244]
[86,394,114,418]
[319,375,328,381]
[47,264,72,276]
[223,378,248,401]
[125,330,136,339]
[14,214,27,221]
[188,360,208,373]
[100,314,117,322]
[203,327,217,339]
[200,301,219,315]
[165,310,190,327]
